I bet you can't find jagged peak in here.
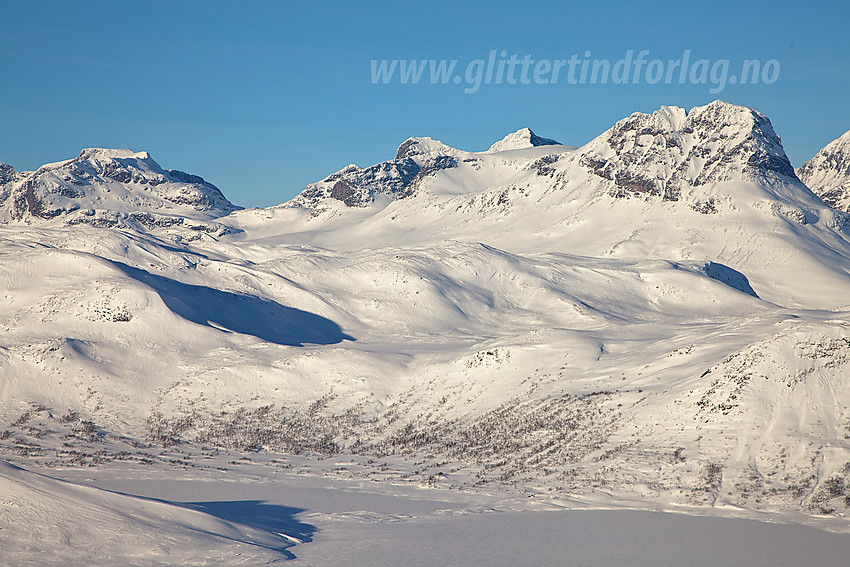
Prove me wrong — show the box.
[688,101,782,144]
[487,128,562,153]
[651,106,688,130]
[607,101,771,142]
[609,105,687,136]
[688,99,759,119]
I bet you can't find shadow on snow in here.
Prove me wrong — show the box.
[703,261,760,298]
[111,261,355,346]
[180,499,317,560]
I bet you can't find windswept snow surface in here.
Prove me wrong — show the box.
[0,461,302,565]
[3,101,850,563]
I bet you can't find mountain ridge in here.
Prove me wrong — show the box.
[797,129,850,212]
[282,101,808,219]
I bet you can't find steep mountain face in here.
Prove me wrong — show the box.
[4,101,850,524]
[798,130,850,212]
[487,127,562,152]
[577,101,800,202]
[0,148,239,233]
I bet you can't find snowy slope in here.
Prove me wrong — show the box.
[3,100,850,538]
[0,461,300,565]
[798,129,850,212]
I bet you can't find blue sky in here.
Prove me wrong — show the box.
[1,0,848,207]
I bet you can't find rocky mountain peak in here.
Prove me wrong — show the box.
[0,149,239,231]
[797,129,850,212]
[290,137,464,210]
[579,100,799,203]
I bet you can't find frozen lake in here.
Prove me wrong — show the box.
[22,462,847,567]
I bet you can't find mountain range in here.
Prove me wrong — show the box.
[3,100,850,523]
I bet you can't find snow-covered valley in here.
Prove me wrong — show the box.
[3,100,850,563]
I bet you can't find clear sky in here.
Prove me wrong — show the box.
[1,0,848,207]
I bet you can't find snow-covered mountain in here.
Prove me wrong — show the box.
[4,101,850,539]
[487,127,563,152]
[280,101,810,218]
[0,148,239,234]
[237,100,850,307]
[290,136,466,209]
[289,129,567,210]
[798,129,850,212]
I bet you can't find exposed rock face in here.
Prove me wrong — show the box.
[0,149,238,231]
[295,158,422,208]
[579,101,800,202]
[0,162,17,186]
[293,137,461,208]
[398,155,458,199]
[797,130,850,212]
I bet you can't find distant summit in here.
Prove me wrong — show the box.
[293,136,464,209]
[0,148,239,233]
[395,136,461,160]
[797,129,850,212]
[487,127,562,152]
[578,100,801,202]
